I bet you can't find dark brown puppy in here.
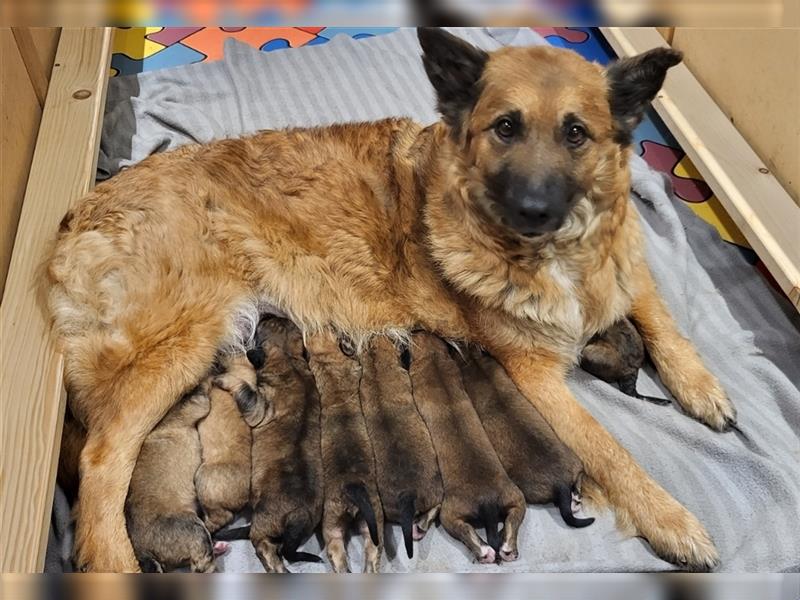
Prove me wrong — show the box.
[125,383,216,573]
[409,332,526,564]
[306,331,383,573]
[581,317,670,405]
[458,346,594,528]
[358,336,444,558]
[245,317,324,573]
[195,353,262,534]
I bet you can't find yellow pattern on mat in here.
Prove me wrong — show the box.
[675,155,749,248]
[113,27,164,60]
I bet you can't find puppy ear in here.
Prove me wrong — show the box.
[418,27,488,135]
[606,48,682,144]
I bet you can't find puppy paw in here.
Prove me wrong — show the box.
[477,545,496,564]
[499,543,518,562]
[213,541,230,556]
[412,523,427,541]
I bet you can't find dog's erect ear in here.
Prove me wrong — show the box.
[606,48,682,144]
[418,28,488,135]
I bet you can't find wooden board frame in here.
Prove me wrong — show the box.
[601,27,800,311]
[0,27,113,573]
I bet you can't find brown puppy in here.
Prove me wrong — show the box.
[47,27,726,571]
[358,336,444,557]
[306,332,383,573]
[246,317,324,573]
[125,383,216,573]
[195,353,262,534]
[581,317,670,405]
[458,346,594,528]
[409,332,526,564]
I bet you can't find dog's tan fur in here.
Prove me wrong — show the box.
[125,384,215,573]
[409,332,526,563]
[45,31,731,571]
[249,317,323,573]
[358,336,444,556]
[195,354,258,533]
[305,332,384,573]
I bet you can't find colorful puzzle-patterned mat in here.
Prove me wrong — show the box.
[110,27,751,255]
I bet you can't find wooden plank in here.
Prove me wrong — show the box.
[601,27,800,312]
[670,28,799,206]
[1,29,43,300]
[11,27,50,106]
[0,27,113,573]
[29,27,62,86]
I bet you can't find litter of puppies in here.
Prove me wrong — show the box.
[63,315,664,572]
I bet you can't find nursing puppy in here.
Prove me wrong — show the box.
[409,332,526,564]
[195,353,262,534]
[458,346,594,528]
[306,332,383,573]
[246,317,324,573]
[581,317,669,405]
[358,336,444,558]
[125,383,216,573]
[47,27,728,571]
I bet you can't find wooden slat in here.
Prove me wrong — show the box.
[0,27,113,573]
[601,27,800,312]
[0,29,43,300]
[11,27,50,107]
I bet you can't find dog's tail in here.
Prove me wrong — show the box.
[282,518,323,564]
[345,482,380,545]
[398,492,416,558]
[478,503,501,553]
[213,525,251,541]
[555,483,595,528]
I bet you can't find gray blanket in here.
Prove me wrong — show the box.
[50,28,800,573]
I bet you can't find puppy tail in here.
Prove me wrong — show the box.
[556,483,595,528]
[478,503,500,553]
[398,491,416,559]
[344,482,380,545]
[282,518,323,564]
[213,525,251,541]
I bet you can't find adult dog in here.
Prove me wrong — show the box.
[46,28,733,571]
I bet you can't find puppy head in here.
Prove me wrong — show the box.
[254,316,304,359]
[418,28,681,238]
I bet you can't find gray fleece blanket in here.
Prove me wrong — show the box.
[47,28,800,573]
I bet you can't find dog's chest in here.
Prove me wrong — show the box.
[510,256,629,349]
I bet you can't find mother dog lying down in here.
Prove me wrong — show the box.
[46,28,735,572]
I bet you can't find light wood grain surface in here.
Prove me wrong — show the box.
[601,27,800,312]
[0,27,113,573]
[1,29,43,301]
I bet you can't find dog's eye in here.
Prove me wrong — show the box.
[495,117,516,140]
[566,124,587,146]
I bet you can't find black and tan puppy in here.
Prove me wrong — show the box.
[306,331,383,573]
[409,332,526,564]
[125,383,217,573]
[358,336,444,558]
[581,317,669,405]
[195,353,264,534]
[245,317,324,573]
[458,346,594,528]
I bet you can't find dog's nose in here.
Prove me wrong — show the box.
[516,198,551,225]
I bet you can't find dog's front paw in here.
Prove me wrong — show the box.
[673,371,736,432]
[638,497,719,571]
[74,536,141,573]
